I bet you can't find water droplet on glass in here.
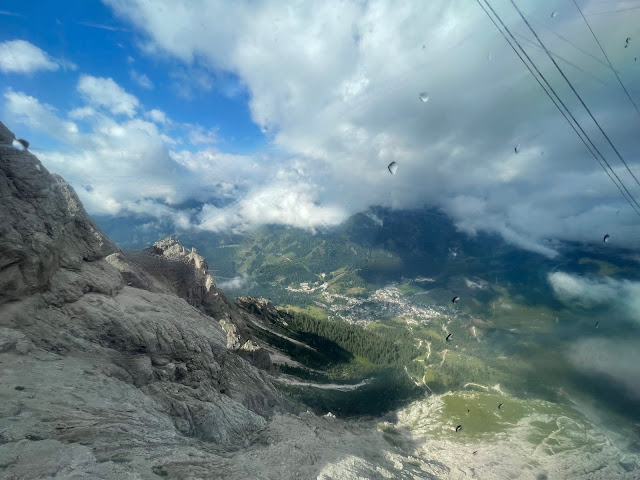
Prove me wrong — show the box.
[514,144,520,154]
[12,139,29,151]
[388,162,398,175]
[419,92,429,103]
[603,234,610,243]
[487,52,492,62]
[551,11,558,18]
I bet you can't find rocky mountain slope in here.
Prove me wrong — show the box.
[1,120,638,479]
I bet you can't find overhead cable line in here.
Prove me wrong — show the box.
[585,5,640,16]
[513,31,609,86]
[475,0,640,215]
[478,0,640,214]
[535,21,620,73]
[509,0,640,191]
[571,0,640,120]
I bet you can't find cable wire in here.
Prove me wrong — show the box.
[571,0,640,120]
[476,0,640,215]
[510,0,640,191]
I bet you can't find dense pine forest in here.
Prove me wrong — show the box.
[281,309,417,366]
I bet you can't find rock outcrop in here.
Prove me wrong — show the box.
[236,296,289,326]
[0,121,118,305]
[0,120,287,474]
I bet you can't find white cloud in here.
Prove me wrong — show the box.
[68,106,96,120]
[146,108,168,124]
[548,271,640,320]
[217,274,250,291]
[104,0,640,251]
[4,90,79,140]
[4,88,214,221]
[160,133,177,145]
[568,338,640,399]
[197,172,347,233]
[131,69,154,89]
[170,148,260,184]
[77,75,140,117]
[0,40,60,74]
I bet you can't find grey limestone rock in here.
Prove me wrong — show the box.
[0,121,119,305]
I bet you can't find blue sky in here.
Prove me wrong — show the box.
[0,0,263,155]
[1,0,640,254]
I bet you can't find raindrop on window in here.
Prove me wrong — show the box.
[388,162,398,175]
[551,11,558,18]
[419,92,429,103]
[514,144,520,154]
[12,139,29,151]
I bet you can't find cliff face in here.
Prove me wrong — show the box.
[0,121,119,305]
[0,120,286,473]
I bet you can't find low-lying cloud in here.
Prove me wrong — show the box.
[548,271,640,320]
[568,338,640,399]
[216,274,251,291]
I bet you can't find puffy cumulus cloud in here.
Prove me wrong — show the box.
[77,75,140,117]
[549,272,640,320]
[68,106,97,120]
[130,70,154,89]
[197,171,347,233]
[4,84,221,223]
[105,0,640,253]
[0,40,60,74]
[567,338,640,399]
[4,90,79,140]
